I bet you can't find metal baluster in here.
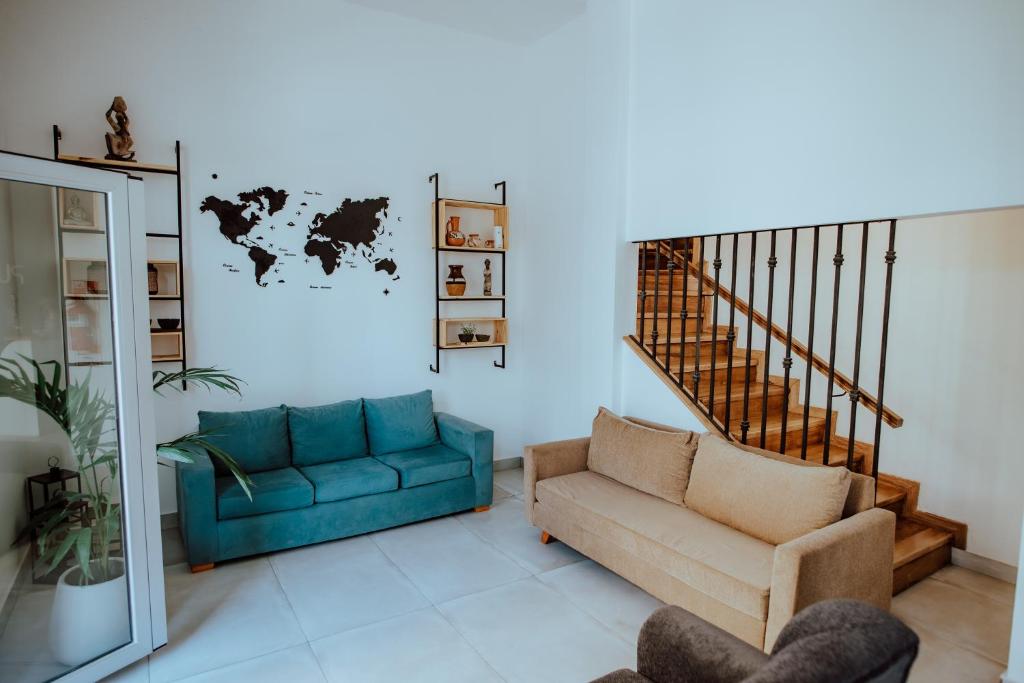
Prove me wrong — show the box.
[638,242,650,350]
[872,220,898,481]
[651,245,661,356]
[708,236,723,426]
[693,237,706,405]
[664,239,676,369]
[822,225,845,465]
[800,227,821,460]
[724,236,739,435]
[778,229,798,454]
[740,232,757,444]
[847,223,870,469]
[759,230,778,448]
[678,240,690,387]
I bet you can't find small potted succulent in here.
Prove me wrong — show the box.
[458,324,476,344]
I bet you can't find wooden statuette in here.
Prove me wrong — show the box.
[104,96,136,162]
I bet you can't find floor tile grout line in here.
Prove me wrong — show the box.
[265,557,333,681]
[535,570,643,649]
[926,573,1016,608]
[366,535,508,682]
[898,612,1010,668]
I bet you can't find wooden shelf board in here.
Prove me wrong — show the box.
[149,295,182,300]
[152,355,184,362]
[440,199,505,211]
[58,154,177,174]
[438,246,508,254]
[65,294,109,300]
[438,341,506,350]
[439,295,505,301]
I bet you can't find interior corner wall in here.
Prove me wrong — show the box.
[0,0,537,514]
[626,0,1024,235]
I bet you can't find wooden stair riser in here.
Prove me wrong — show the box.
[742,414,827,452]
[637,316,707,337]
[639,272,703,290]
[649,338,733,362]
[708,386,788,424]
[637,292,706,315]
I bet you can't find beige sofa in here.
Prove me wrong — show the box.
[524,416,895,652]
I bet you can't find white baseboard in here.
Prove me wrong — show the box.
[952,547,1018,584]
[493,456,523,472]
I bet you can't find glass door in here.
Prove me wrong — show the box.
[0,152,164,682]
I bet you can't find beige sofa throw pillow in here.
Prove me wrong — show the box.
[587,407,698,505]
[684,434,851,545]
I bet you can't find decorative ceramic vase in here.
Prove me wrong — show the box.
[445,264,467,296]
[493,225,505,249]
[50,558,129,666]
[445,216,465,247]
[466,233,482,248]
[147,262,159,295]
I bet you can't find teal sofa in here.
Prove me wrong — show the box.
[176,390,493,569]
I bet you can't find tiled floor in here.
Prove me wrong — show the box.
[13,468,1009,682]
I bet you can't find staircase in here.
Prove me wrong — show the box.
[629,229,965,594]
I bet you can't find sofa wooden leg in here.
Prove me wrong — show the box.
[540,531,555,544]
[190,563,215,573]
[474,505,491,512]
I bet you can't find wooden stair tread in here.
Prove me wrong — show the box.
[875,481,906,508]
[647,326,734,346]
[785,437,869,468]
[707,382,785,406]
[659,351,756,374]
[893,524,953,569]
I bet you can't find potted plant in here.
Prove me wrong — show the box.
[458,324,476,344]
[0,357,250,666]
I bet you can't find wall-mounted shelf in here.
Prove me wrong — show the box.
[435,318,508,349]
[53,124,190,387]
[148,259,181,298]
[63,258,109,297]
[433,198,509,252]
[428,173,508,373]
[151,330,184,362]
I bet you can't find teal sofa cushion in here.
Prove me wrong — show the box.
[374,443,471,488]
[364,390,439,455]
[199,405,290,475]
[216,467,313,520]
[288,399,368,466]
[300,457,398,503]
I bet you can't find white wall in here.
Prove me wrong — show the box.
[0,0,539,514]
[626,0,1024,236]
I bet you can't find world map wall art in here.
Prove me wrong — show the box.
[200,184,399,290]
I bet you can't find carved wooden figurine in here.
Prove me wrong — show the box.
[483,259,493,296]
[104,96,135,161]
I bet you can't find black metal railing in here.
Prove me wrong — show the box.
[630,220,902,479]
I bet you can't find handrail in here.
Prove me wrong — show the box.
[652,239,903,429]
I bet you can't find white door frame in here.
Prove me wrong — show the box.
[0,151,166,682]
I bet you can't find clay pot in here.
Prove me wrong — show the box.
[445,217,465,247]
[458,333,475,344]
[445,264,467,296]
[475,334,491,343]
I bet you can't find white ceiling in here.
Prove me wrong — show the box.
[348,0,587,44]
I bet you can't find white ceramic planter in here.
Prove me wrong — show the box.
[49,558,130,667]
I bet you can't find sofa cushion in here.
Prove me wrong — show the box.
[374,443,471,488]
[199,405,290,475]
[587,407,698,505]
[684,435,851,545]
[216,467,313,520]
[536,470,774,619]
[299,457,398,503]
[288,399,368,466]
[363,390,439,455]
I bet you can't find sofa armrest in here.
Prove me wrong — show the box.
[175,450,218,566]
[523,436,590,524]
[635,606,769,683]
[436,412,494,508]
[765,507,896,651]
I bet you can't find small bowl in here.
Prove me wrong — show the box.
[475,334,491,343]
[157,318,180,331]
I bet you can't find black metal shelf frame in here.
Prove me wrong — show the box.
[52,125,189,388]
[428,173,507,374]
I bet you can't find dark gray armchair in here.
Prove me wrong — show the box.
[594,600,919,683]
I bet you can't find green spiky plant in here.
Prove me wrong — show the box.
[1,357,251,585]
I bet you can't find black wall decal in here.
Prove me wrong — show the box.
[201,186,397,289]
